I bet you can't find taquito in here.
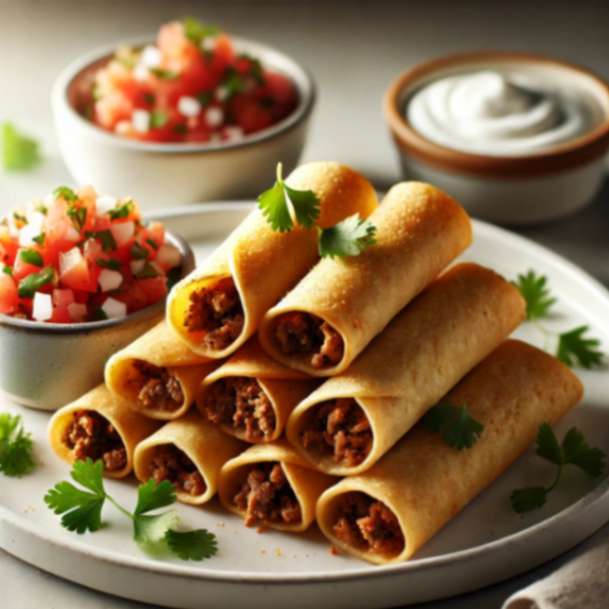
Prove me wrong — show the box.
[134,412,244,505]
[105,321,216,420]
[197,339,319,443]
[48,384,159,479]
[316,339,584,564]
[286,263,525,476]
[218,441,335,532]
[167,162,378,359]
[259,181,472,376]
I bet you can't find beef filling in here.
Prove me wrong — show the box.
[149,444,206,496]
[233,462,301,527]
[62,410,127,472]
[273,312,344,369]
[201,377,276,442]
[184,277,244,350]
[333,492,404,556]
[132,361,184,412]
[301,398,372,467]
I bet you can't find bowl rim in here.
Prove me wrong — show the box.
[0,228,195,334]
[383,50,609,178]
[51,34,316,155]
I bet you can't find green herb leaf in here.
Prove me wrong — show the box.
[182,16,219,46]
[19,249,43,267]
[53,186,78,202]
[535,422,563,465]
[133,511,180,555]
[13,211,27,225]
[1,122,41,171]
[87,229,117,252]
[562,427,606,477]
[134,479,176,515]
[221,68,247,99]
[510,486,547,514]
[17,267,55,297]
[32,232,45,246]
[165,529,218,560]
[318,214,377,259]
[67,205,87,231]
[557,325,604,369]
[513,270,557,321]
[96,258,121,270]
[2,265,12,276]
[285,185,320,229]
[131,242,150,260]
[134,262,160,279]
[70,458,105,495]
[0,413,35,477]
[237,53,264,84]
[421,402,484,450]
[197,91,213,107]
[108,200,134,221]
[146,238,159,251]
[149,111,168,129]
[149,68,179,80]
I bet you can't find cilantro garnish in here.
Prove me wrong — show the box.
[1,122,41,171]
[17,267,55,297]
[131,242,150,260]
[19,249,43,267]
[32,232,46,246]
[197,91,213,107]
[0,413,35,477]
[2,265,12,276]
[421,402,484,450]
[96,258,121,271]
[67,204,87,231]
[221,68,247,99]
[149,68,179,80]
[514,270,557,321]
[182,16,219,46]
[146,238,159,251]
[87,229,117,252]
[149,111,168,129]
[135,262,160,279]
[557,326,604,369]
[107,200,134,220]
[238,53,264,84]
[511,423,606,513]
[13,211,28,225]
[44,459,218,561]
[318,214,377,259]
[53,186,78,202]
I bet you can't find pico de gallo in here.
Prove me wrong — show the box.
[72,17,298,144]
[0,186,182,323]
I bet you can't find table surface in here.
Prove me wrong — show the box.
[1,0,609,607]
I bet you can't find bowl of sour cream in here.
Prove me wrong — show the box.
[384,52,609,225]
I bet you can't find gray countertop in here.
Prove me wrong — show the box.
[1,0,609,607]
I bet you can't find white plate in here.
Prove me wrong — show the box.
[1,203,609,609]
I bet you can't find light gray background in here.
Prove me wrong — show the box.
[1,1,609,607]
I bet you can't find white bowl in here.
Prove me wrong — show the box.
[384,52,609,226]
[52,36,315,210]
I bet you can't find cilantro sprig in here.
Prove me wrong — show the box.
[1,122,41,171]
[0,413,35,477]
[514,270,605,369]
[182,17,219,46]
[421,402,484,450]
[257,163,376,258]
[511,423,606,513]
[44,459,217,561]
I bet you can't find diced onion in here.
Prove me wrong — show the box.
[66,225,82,242]
[101,297,127,319]
[133,64,150,83]
[96,194,118,213]
[110,221,135,246]
[59,247,84,276]
[141,45,162,68]
[178,96,202,118]
[68,303,87,323]
[224,126,244,142]
[98,269,123,292]
[32,292,53,322]
[205,106,224,127]
[19,222,44,247]
[156,244,181,269]
[132,110,150,133]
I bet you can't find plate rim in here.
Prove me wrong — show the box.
[2,201,609,585]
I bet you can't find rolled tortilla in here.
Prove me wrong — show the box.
[105,321,216,420]
[286,263,526,476]
[134,411,245,505]
[259,181,472,376]
[197,339,319,443]
[48,384,159,479]
[218,441,335,532]
[167,162,378,359]
[316,339,584,564]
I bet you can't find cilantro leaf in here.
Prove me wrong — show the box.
[513,270,556,321]
[53,186,78,202]
[32,232,45,246]
[70,458,105,494]
[556,325,604,369]
[510,486,547,514]
[96,258,121,270]
[562,427,606,477]
[87,229,117,252]
[318,214,376,259]
[131,242,150,260]
[149,111,168,129]
[134,479,176,515]
[1,122,41,171]
[67,204,87,231]
[0,413,35,477]
[133,511,180,556]
[421,402,484,450]
[134,262,160,279]
[258,180,293,232]
[284,184,320,229]
[149,68,179,80]
[165,529,218,560]
[19,249,43,267]
[107,200,134,220]
[17,267,55,297]
[182,17,219,46]
[535,422,563,465]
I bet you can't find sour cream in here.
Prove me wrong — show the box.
[407,70,593,156]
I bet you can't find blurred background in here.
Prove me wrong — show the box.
[1,0,609,278]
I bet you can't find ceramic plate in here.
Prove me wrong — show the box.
[1,203,609,609]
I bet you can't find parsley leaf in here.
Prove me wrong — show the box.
[513,270,557,321]
[19,249,43,267]
[421,402,484,450]
[318,214,377,259]
[1,122,41,171]
[53,186,78,202]
[182,16,219,46]
[18,267,55,297]
[0,413,35,477]
[166,529,218,561]
[511,424,606,513]
[557,325,604,369]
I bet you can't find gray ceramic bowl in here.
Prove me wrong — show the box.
[0,231,194,411]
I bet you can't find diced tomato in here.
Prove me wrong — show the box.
[53,289,75,307]
[146,222,165,249]
[231,96,273,134]
[0,274,18,314]
[114,280,150,311]
[137,276,168,305]
[50,306,72,324]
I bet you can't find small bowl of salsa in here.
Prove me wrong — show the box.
[0,186,195,410]
[51,18,315,209]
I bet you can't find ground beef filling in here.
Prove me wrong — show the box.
[333,492,404,557]
[132,361,184,412]
[62,410,127,472]
[201,377,276,442]
[233,463,302,527]
[273,312,344,369]
[149,444,206,497]
[184,277,244,351]
[301,398,372,467]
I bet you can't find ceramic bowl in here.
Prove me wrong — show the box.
[384,51,609,225]
[51,36,315,210]
[0,231,195,411]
